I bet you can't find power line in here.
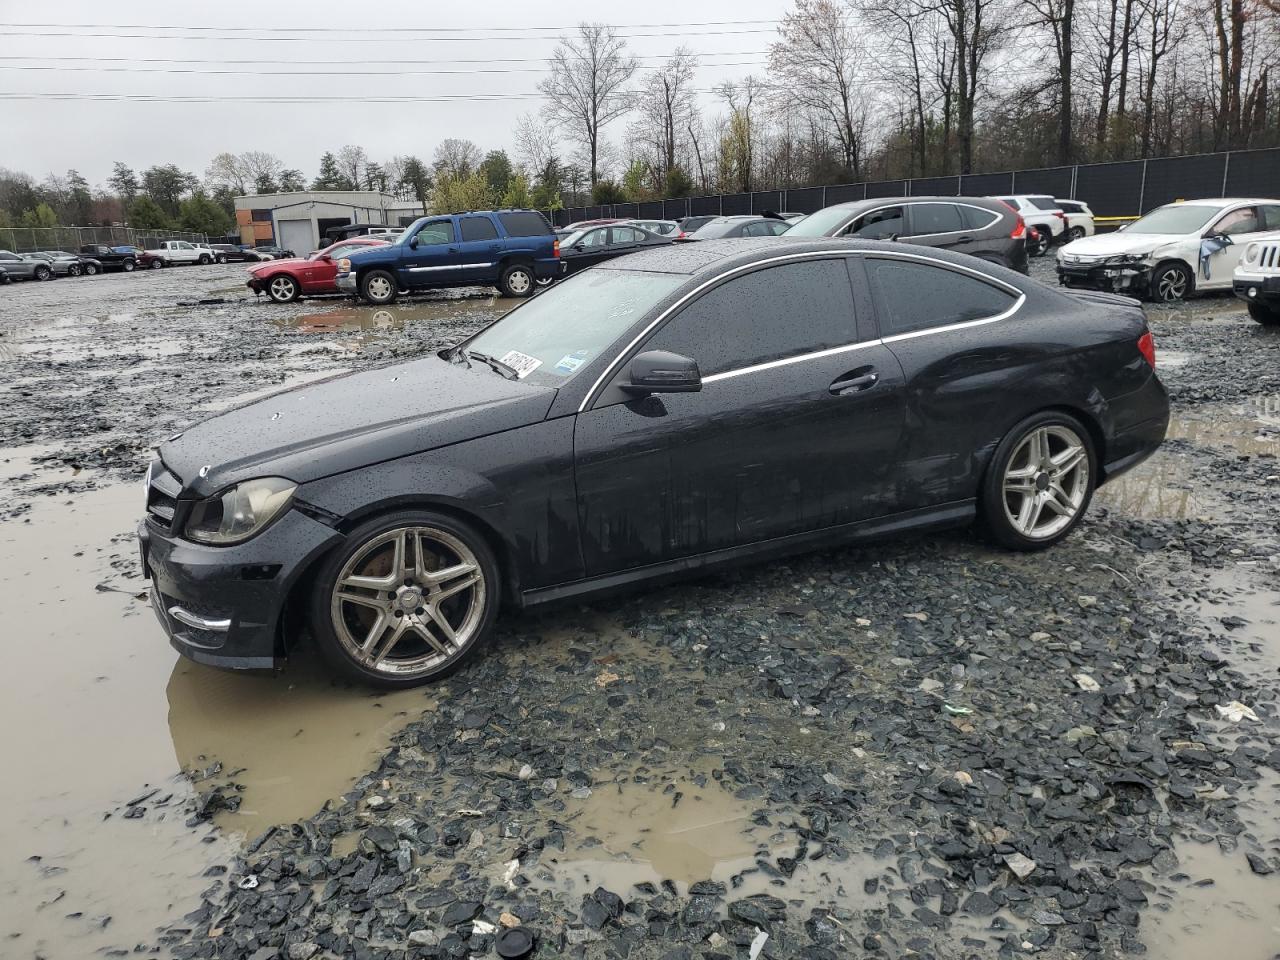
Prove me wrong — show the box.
[0,61,768,78]
[0,18,789,33]
[0,50,769,67]
[0,27,780,42]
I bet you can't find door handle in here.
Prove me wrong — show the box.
[955,235,974,244]
[829,371,879,395]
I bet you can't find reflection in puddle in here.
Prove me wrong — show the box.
[279,296,505,335]
[167,653,432,836]
[1096,452,1211,519]
[1146,839,1280,959]
[1189,566,1280,671]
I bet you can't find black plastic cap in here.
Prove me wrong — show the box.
[495,926,535,959]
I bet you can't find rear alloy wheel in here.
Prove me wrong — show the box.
[981,412,1095,550]
[1030,230,1050,257]
[84,262,98,276]
[267,275,300,303]
[498,264,535,298]
[312,511,500,687]
[1149,262,1191,303]
[1247,302,1280,326]
[34,265,51,281]
[361,269,398,305]
[216,255,227,264]
[67,263,82,277]
[122,259,136,272]
[1066,226,1085,242]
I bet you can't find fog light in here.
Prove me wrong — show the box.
[1248,286,1258,298]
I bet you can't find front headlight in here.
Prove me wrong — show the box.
[1244,243,1260,264]
[337,258,352,273]
[1104,254,1146,266]
[184,477,296,545]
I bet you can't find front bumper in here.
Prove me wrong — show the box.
[138,507,343,671]
[1232,272,1280,307]
[336,272,357,293]
[1057,260,1151,294]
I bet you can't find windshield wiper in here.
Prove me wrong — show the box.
[468,351,519,380]
[445,345,472,365]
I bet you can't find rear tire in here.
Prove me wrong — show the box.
[309,509,501,688]
[980,410,1096,551]
[360,270,398,305]
[34,265,51,281]
[122,259,136,272]
[1030,230,1050,257]
[216,255,227,264]
[1066,226,1085,242]
[67,263,82,277]
[498,263,535,298]
[198,254,212,265]
[267,274,300,303]
[1248,302,1280,326]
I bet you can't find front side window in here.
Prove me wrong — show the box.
[847,207,904,239]
[783,206,856,236]
[464,269,684,386]
[1214,206,1260,236]
[412,220,454,246]
[577,228,609,249]
[459,217,499,242]
[866,258,1017,337]
[909,203,965,235]
[643,259,857,377]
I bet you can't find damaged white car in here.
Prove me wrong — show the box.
[1056,198,1280,302]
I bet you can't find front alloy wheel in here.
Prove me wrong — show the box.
[312,511,499,686]
[1150,262,1191,302]
[150,259,164,270]
[982,413,1095,550]
[268,275,299,303]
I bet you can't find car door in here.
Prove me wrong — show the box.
[607,226,646,256]
[455,215,502,281]
[1201,204,1267,288]
[397,218,458,289]
[844,206,906,240]
[860,253,1025,509]
[902,202,969,253]
[572,256,907,577]
[566,228,612,271]
[174,241,197,263]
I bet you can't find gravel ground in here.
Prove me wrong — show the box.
[1,256,1279,960]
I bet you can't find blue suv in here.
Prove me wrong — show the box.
[336,209,561,303]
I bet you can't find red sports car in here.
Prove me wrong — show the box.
[247,237,389,302]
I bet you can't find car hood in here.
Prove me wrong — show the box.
[249,257,308,274]
[160,355,556,497]
[1059,232,1186,258]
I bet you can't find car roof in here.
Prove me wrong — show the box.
[1175,197,1277,206]
[598,236,1024,279]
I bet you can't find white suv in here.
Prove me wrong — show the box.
[993,195,1066,256]
[1233,237,1280,325]
[1055,200,1096,241]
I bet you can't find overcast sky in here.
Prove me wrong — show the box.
[0,0,792,187]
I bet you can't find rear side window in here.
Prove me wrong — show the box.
[459,217,499,242]
[909,203,964,235]
[644,259,857,376]
[611,227,645,243]
[959,205,1001,230]
[1029,197,1059,210]
[1058,201,1081,213]
[497,211,552,237]
[866,258,1017,336]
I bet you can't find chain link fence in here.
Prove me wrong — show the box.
[0,225,209,254]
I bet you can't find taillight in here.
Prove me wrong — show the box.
[1137,331,1156,369]
[1010,216,1025,239]
[677,231,687,239]
[553,239,560,258]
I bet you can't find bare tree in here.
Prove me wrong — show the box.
[769,0,870,179]
[513,113,557,176]
[204,153,248,195]
[715,78,764,191]
[939,0,1010,173]
[336,145,368,189]
[432,138,482,180]
[538,22,638,184]
[631,48,700,182]
[1022,0,1078,162]
[239,151,284,188]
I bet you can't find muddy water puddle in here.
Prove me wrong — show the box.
[278,295,506,336]
[0,480,433,954]
[1187,565,1280,672]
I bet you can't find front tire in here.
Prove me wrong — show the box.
[122,259,136,272]
[310,510,500,687]
[34,265,51,281]
[267,275,300,303]
[980,411,1095,551]
[1147,261,1192,303]
[150,259,165,270]
[84,262,99,276]
[198,254,212,265]
[67,263,82,277]
[1247,302,1280,326]
[360,270,398,305]
[498,263,535,298]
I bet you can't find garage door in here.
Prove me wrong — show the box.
[278,218,315,256]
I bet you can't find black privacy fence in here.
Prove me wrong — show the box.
[547,147,1280,228]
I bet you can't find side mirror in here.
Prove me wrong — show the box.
[573,243,586,251]
[408,236,419,249]
[621,351,702,395]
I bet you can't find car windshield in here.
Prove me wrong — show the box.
[782,206,856,237]
[461,269,685,387]
[1127,204,1221,234]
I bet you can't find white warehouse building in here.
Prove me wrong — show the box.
[233,191,425,255]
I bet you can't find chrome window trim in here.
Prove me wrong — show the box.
[578,248,1023,409]
[168,605,232,633]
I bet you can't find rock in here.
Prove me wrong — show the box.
[1003,853,1037,880]
[1215,701,1261,723]
[1073,673,1102,692]
[440,900,482,926]
[728,894,787,925]
[962,891,999,915]
[1247,853,1274,876]
[681,894,720,925]
[918,678,944,693]
[408,930,440,947]
[287,944,318,960]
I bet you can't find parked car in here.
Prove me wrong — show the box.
[784,196,1029,273]
[247,237,390,303]
[677,215,718,236]
[139,240,213,269]
[1056,199,1096,241]
[209,244,269,263]
[0,265,8,284]
[256,245,296,260]
[26,251,102,277]
[993,195,1067,255]
[629,219,680,236]
[682,216,793,240]
[1057,197,1280,302]
[79,243,137,272]
[0,250,54,281]
[50,250,104,275]
[564,218,625,231]
[337,209,560,303]
[139,237,1169,686]
[324,224,405,243]
[1232,236,1280,325]
[560,224,673,274]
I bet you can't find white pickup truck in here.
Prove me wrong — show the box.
[139,240,213,269]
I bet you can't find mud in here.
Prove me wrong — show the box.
[1,258,1279,957]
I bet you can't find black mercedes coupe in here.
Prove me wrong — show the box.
[139,239,1169,686]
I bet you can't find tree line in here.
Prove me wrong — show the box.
[2,0,1278,232]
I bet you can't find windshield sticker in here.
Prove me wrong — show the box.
[554,351,589,374]
[498,350,542,379]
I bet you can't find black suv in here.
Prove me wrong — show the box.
[785,197,1029,273]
